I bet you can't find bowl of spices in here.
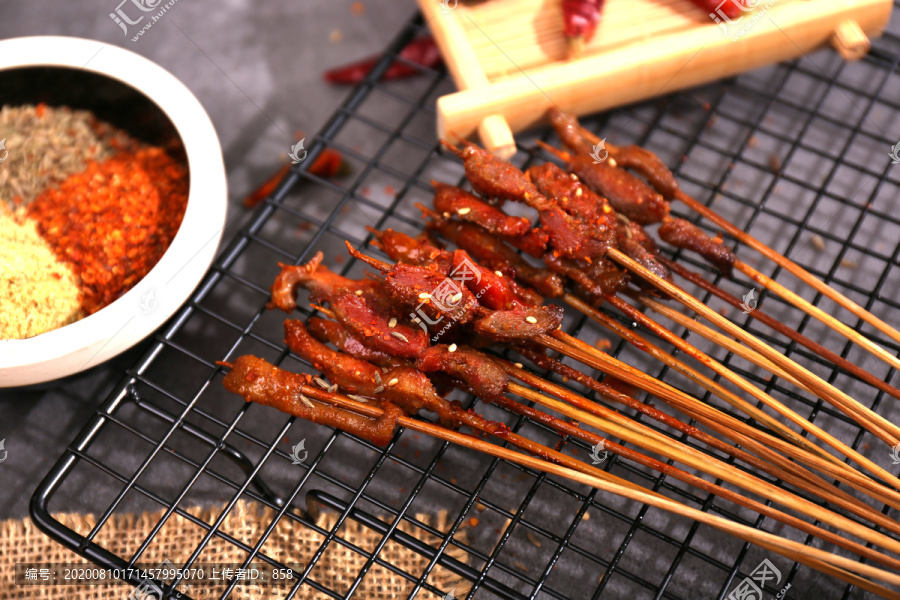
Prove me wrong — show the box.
[0,36,227,387]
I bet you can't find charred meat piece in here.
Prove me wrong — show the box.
[548,108,679,200]
[544,253,629,302]
[331,291,429,358]
[268,251,379,311]
[548,107,596,158]
[568,156,670,224]
[615,220,671,283]
[380,366,464,427]
[507,277,544,307]
[444,140,541,203]
[223,355,401,447]
[430,218,565,298]
[306,317,405,368]
[537,202,612,262]
[384,262,479,325]
[451,249,528,310]
[285,319,460,426]
[417,344,508,402]
[472,305,565,344]
[527,162,614,222]
[658,217,736,277]
[620,218,659,254]
[502,227,549,258]
[285,319,385,395]
[369,227,452,273]
[433,182,531,237]
[527,162,617,261]
[609,145,679,200]
[344,241,480,326]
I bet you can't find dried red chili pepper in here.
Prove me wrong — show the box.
[27,147,189,315]
[686,0,747,19]
[323,37,442,85]
[562,0,606,57]
[242,148,348,209]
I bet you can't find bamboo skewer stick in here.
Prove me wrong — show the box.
[507,359,900,539]
[676,186,900,348]
[507,382,900,560]
[559,295,900,509]
[607,248,900,450]
[734,260,900,375]
[508,358,900,530]
[290,383,900,592]
[504,349,830,488]
[542,325,845,475]
[660,256,900,403]
[540,327,900,501]
[591,293,836,462]
[636,293,801,385]
[596,292,899,493]
[491,389,900,572]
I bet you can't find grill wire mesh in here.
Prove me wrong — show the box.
[31,8,900,600]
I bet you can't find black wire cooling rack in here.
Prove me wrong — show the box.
[31,8,900,600]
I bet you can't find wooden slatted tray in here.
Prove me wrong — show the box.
[418,0,893,157]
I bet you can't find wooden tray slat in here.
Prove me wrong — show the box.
[420,0,892,158]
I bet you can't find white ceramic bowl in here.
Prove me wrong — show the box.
[0,36,227,387]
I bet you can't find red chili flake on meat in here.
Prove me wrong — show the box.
[35,102,46,118]
[27,147,189,315]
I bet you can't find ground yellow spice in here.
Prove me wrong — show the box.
[0,205,82,339]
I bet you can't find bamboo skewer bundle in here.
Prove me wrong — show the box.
[229,374,900,596]
[608,248,900,449]
[659,256,900,403]
[510,358,900,533]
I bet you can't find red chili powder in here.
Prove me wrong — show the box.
[27,146,189,315]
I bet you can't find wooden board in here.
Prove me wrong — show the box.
[419,0,893,158]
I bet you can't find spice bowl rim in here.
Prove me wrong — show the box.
[0,35,227,388]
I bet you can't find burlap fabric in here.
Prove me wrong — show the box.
[0,501,470,599]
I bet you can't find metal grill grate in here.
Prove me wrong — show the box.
[32,9,900,599]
